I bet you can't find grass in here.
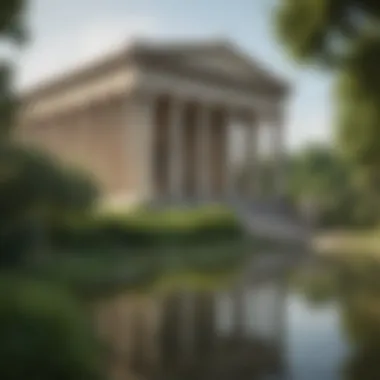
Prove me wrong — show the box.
[314,229,380,258]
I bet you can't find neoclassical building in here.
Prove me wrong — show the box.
[16,39,289,208]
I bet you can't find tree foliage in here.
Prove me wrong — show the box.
[1,0,27,138]
[0,4,103,380]
[0,64,17,137]
[336,32,380,198]
[0,1,99,266]
[275,0,380,216]
[288,144,377,227]
[0,145,98,221]
[0,277,103,380]
[1,0,27,43]
[0,144,99,266]
[275,0,380,68]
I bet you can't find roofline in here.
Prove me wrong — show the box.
[19,41,139,102]
[225,40,291,94]
[19,38,232,102]
[19,37,291,102]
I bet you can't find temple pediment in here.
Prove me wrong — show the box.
[184,49,258,77]
[20,38,289,119]
[134,39,289,93]
[175,43,258,75]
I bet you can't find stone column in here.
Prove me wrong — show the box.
[224,110,235,200]
[79,103,91,169]
[127,92,156,201]
[197,103,211,200]
[245,117,259,199]
[168,97,184,200]
[270,107,286,197]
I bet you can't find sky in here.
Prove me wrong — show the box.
[11,0,334,150]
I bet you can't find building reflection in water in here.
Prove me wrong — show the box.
[93,275,288,380]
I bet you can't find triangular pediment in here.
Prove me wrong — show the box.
[188,54,255,77]
[173,42,285,87]
[181,44,257,76]
[134,38,289,92]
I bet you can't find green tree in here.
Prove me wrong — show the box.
[336,33,380,202]
[0,5,104,380]
[0,1,99,266]
[1,0,27,137]
[288,144,376,227]
[275,1,380,67]
[0,145,99,266]
[275,0,380,216]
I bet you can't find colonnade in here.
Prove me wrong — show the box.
[146,94,285,201]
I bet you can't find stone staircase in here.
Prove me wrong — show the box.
[231,198,311,244]
[148,196,312,245]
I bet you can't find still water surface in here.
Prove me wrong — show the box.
[286,294,350,380]
[283,260,380,380]
[127,259,380,380]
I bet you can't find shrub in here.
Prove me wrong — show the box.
[0,276,103,380]
[50,206,243,250]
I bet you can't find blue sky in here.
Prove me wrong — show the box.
[17,0,334,150]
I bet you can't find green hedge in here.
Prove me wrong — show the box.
[0,275,103,380]
[50,205,243,250]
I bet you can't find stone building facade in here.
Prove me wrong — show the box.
[16,39,289,209]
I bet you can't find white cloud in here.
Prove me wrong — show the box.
[16,14,160,90]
